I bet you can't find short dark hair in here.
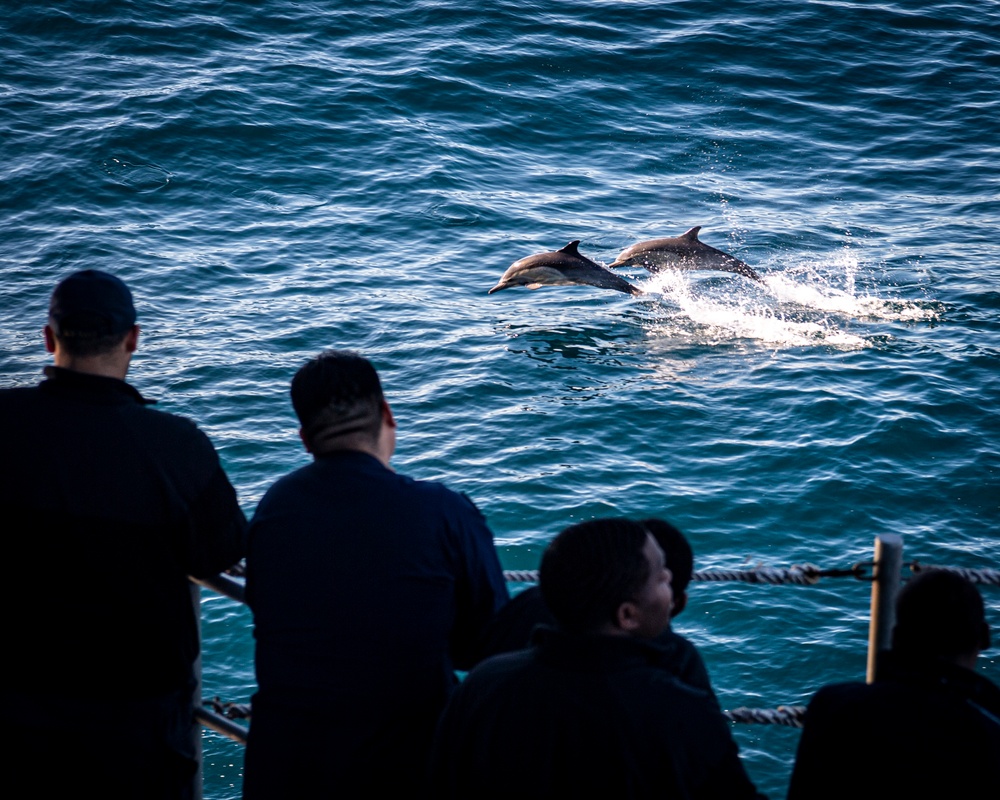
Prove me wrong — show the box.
[55,329,131,357]
[539,517,651,634]
[892,568,990,660]
[641,518,692,595]
[48,269,136,356]
[291,350,385,449]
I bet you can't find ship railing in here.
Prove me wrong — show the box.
[190,533,1000,748]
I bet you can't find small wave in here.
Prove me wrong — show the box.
[237,189,327,212]
[100,157,171,192]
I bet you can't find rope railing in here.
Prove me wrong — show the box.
[725,705,807,727]
[909,562,1000,587]
[504,561,1000,587]
[504,563,861,586]
[195,550,999,744]
[203,697,814,728]
[199,697,814,731]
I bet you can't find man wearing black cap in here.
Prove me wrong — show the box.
[0,270,248,800]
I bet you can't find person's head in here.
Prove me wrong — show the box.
[892,568,991,669]
[291,350,396,462]
[640,517,693,618]
[539,517,673,638]
[44,269,139,375]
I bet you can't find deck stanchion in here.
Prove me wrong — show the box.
[866,534,903,683]
[191,582,204,800]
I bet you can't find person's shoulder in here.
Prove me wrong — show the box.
[129,401,205,434]
[654,628,698,655]
[632,662,732,733]
[803,679,876,720]
[810,679,870,700]
[477,587,553,658]
[0,386,34,428]
[399,474,487,518]
[123,399,223,459]
[252,460,317,500]
[0,384,38,405]
[463,647,536,683]
[405,473,474,503]
[650,629,715,691]
[640,659,713,698]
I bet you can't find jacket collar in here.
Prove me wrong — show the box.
[42,365,155,405]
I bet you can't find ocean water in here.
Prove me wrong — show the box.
[2,1,999,797]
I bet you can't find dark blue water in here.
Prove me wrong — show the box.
[3,2,999,797]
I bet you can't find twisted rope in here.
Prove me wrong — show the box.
[209,697,252,720]
[206,697,809,728]
[909,562,1000,587]
[725,705,806,727]
[503,561,1000,587]
[693,565,828,585]
[503,569,541,583]
[503,563,865,586]
[231,560,999,587]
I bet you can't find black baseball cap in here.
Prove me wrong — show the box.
[48,269,137,338]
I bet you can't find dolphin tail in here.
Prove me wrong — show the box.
[727,259,764,282]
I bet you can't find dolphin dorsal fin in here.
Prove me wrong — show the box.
[558,240,582,255]
[681,226,702,241]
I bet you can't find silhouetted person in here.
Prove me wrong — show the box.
[477,516,715,697]
[0,270,248,800]
[428,517,766,799]
[787,568,1000,799]
[242,349,509,799]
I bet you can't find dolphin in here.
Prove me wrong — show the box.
[489,240,644,296]
[608,226,763,283]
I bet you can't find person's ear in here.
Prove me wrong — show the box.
[671,590,688,618]
[124,324,140,353]
[44,325,57,354]
[616,600,641,633]
[298,427,312,453]
[381,399,396,429]
[979,621,991,652]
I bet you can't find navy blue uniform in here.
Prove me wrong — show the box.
[428,627,766,799]
[0,366,248,799]
[243,449,509,799]
[478,584,717,700]
[787,651,1000,799]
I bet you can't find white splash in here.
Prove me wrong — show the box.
[634,248,938,350]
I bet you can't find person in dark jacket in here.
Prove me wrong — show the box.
[478,516,715,697]
[787,567,1000,799]
[0,270,248,800]
[428,517,766,799]
[242,349,509,800]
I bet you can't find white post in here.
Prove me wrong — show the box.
[866,534,904,683]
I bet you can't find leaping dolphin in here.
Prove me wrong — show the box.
[489,240,644,296]
[608,226,763,283]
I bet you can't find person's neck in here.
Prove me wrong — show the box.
[53,353,130,380]
[594,622,630,637]
[311,438,393,469]
[953,651,979,671]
